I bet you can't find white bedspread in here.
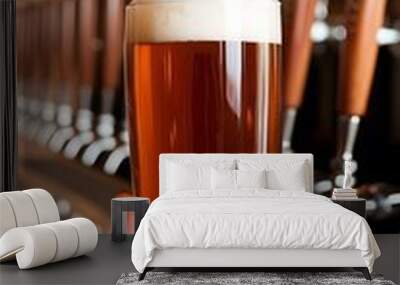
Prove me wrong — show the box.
[131,190,380,273]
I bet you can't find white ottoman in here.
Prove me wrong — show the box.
[0,218,98,269]
[0,189,60,237]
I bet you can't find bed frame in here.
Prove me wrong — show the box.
[139,154,371,280]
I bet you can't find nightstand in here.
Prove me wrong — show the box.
[332,198,366,218]
[111,197,150,241]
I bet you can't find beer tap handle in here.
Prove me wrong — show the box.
[334,0,387,186]
[76,0,98,114]
[26,6,45,140]
[102,0,124,98]
[37,2,60,145]
[64,0,99,158]
[59,0,77,108]
[48,0,77,153]
[19,7,31,134]
[78,0,98,109]
[20,4,42,137]
[100,0,124,118]
[338,0,387,117]
[82,0,125,166]
[282,0,317,153]
[100,0,124,115]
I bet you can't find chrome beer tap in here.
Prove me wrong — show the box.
[64,0,99,158]
[36,99,58,146]
[25,97,43,140]
[48,100,75,153]
[332,0,387,188]
[103,119,130,175]
[313,0,387,195]
[25,5,46,141]
[331,115,360,188]
[63,87,95,159]
[48,0,78,153]
[36,1,64,146]
[81,90,117,167]
[82,0,124,167]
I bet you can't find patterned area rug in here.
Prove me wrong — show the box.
[117,272,395,285]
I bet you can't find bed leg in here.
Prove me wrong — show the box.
[354,267,371,280]
[362,268,372,281]
[138,268,148,281]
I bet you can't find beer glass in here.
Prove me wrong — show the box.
[125,0,282,199]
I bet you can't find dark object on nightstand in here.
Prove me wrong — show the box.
[332,198,366,218]
[111,197,150,242]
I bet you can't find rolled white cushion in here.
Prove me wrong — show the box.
[0,191,39,227]
[0,226,57,269]
[0,189,59,239]
[42,221,79,262]
[66,218,98,257]
[23,189,60,224]
[0,218,98,269]
[0,196,17,237]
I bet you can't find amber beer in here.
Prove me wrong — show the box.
[125,0,282,200]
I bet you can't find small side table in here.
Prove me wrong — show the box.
[111,197,150,242]
[332,198,366,218]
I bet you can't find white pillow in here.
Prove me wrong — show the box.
[211,169,236,189]
[237,159,309,191]
[237,169,267,188]
[166,159,235,191]
[166,162,211,191]
[165,158,235,170]
[211,169,267,190]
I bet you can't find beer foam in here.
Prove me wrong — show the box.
[127,0,281,44]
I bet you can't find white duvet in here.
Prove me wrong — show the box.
[131,190,380,273]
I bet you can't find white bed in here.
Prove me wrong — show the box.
[131,154,380,280]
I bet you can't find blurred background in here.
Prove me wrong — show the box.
[15,0,400,233]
